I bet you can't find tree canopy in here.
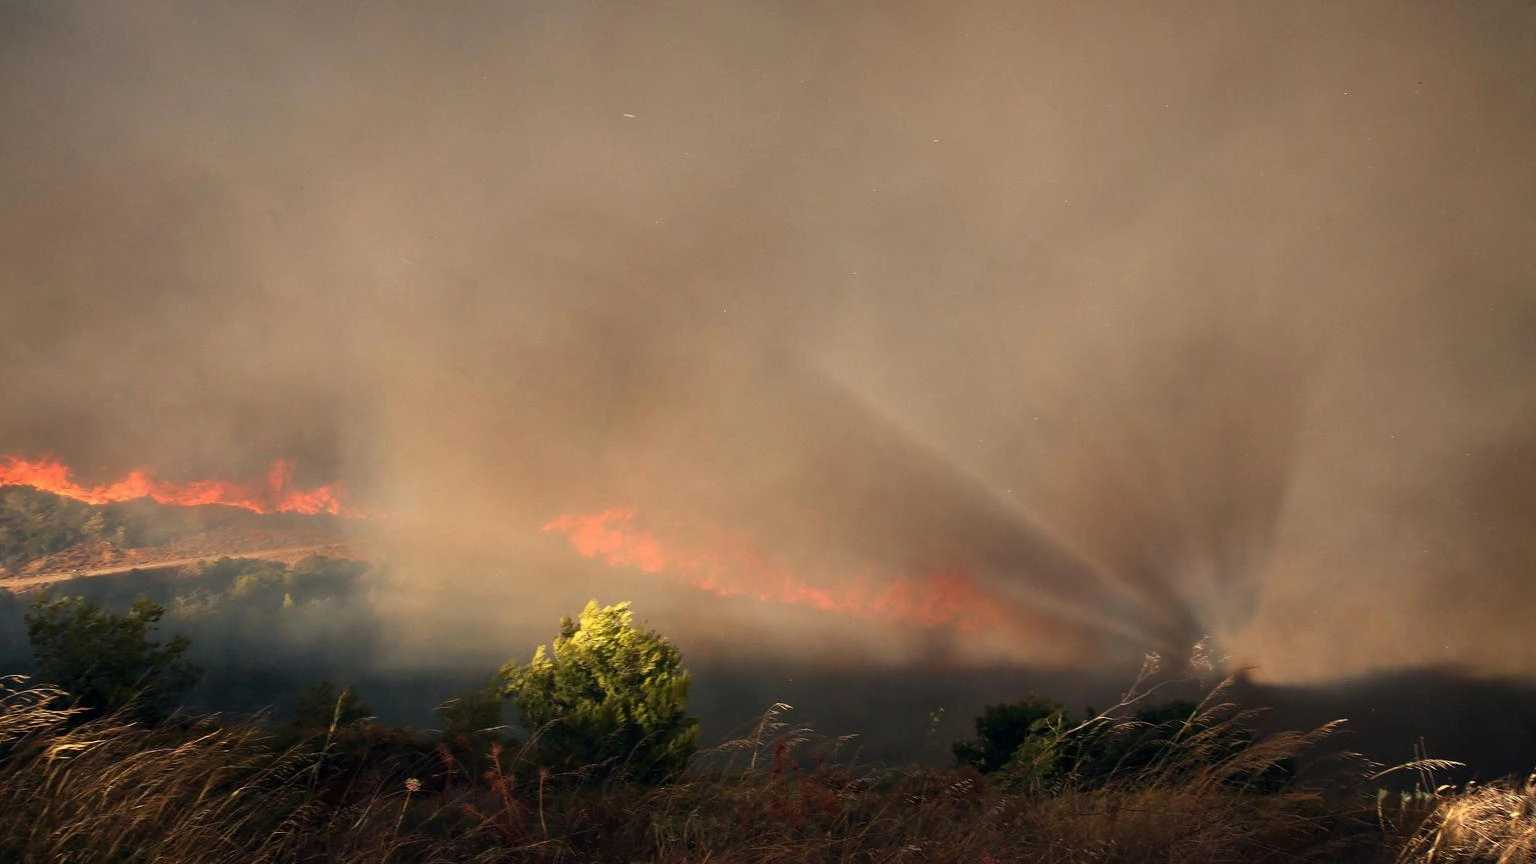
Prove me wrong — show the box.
[292,678,374,730]
[501,600,698,782]
[953,695,1068,775]
[24,594,201,725]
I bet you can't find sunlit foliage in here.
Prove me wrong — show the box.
[501,600,699,782]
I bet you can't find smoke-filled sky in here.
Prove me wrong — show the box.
[2,0,1533,686]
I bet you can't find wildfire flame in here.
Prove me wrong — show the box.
[0,454,356,516]
[543,507,1002,630]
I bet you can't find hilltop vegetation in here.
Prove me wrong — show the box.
[2,609,1529,863]
[0,486,144,573]
[0,485,348,578]
[0,553,378,722]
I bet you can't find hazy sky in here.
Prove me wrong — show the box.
[2,0,1533,685]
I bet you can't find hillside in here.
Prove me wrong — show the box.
[0,485,359,585]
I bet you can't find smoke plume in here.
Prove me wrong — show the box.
[2,0,1534,687]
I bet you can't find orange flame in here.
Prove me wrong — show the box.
[543,508,1002,630]
[0,454,357,516]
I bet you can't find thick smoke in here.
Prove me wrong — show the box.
[2,0,1534,686]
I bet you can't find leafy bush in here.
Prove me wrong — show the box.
[293,678,374,730]
[959,680,1304,794]
[24,594,201,724]
[952,694,1067,775]
[501,600,699,782]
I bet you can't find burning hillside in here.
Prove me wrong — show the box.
[543,507,1003,630]
[0,455,358,516]
[0,455,367,583]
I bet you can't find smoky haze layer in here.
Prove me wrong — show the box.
[1,1,1533,684]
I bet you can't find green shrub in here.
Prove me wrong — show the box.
[952,694,1067,775]
[293,678,374,730]
[501,600,699,783]
[24,594,201,725]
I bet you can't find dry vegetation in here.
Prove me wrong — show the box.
[0,487,354,585]
[1395,776,1536,864]
[5,674,1524,864]
[0,499,1524,864]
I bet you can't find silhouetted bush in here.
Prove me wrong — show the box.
[24,594,201,725]
[952,694,1067,774]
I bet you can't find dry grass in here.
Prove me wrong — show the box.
[0,673,1492,863]
[0,676,437,863]
[1397,775,1536,864]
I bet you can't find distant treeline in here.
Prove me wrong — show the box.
[0,555,382,720]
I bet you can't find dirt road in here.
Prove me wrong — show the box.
[0,544,358,592]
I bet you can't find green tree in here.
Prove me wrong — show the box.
[293,678,373,730]
[953,695,1068,775]
[435,678,505,740]
[501,600,699,782]
[24,594,201,725]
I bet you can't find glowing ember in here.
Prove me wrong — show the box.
[0,454,356,516]
[543,508,1002,630]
